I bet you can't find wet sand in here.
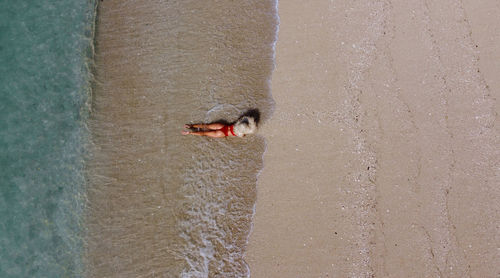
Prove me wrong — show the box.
[247,0,499,277]
[85,1,276,277]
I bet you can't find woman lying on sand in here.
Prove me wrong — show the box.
[182,115,258,138]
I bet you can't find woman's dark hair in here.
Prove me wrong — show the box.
[241,109,260,126]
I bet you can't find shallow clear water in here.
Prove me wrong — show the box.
[0,1,96,277]
[86,1,278,277]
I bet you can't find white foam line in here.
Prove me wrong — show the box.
[245,0,280,277]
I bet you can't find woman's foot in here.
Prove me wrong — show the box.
[181,130,190,135]
[184,124,192,129]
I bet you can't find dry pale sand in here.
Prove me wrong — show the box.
[247,0,499,277]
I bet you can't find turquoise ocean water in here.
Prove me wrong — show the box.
[0,1,96,277]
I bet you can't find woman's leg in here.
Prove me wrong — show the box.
[185,123,225,130]
[181,130,225,138]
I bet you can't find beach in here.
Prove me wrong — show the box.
[82,0,499,277]
[3,0,498,277]
[247,0,499,277]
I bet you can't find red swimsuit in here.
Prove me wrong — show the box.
[220,125,236,137]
